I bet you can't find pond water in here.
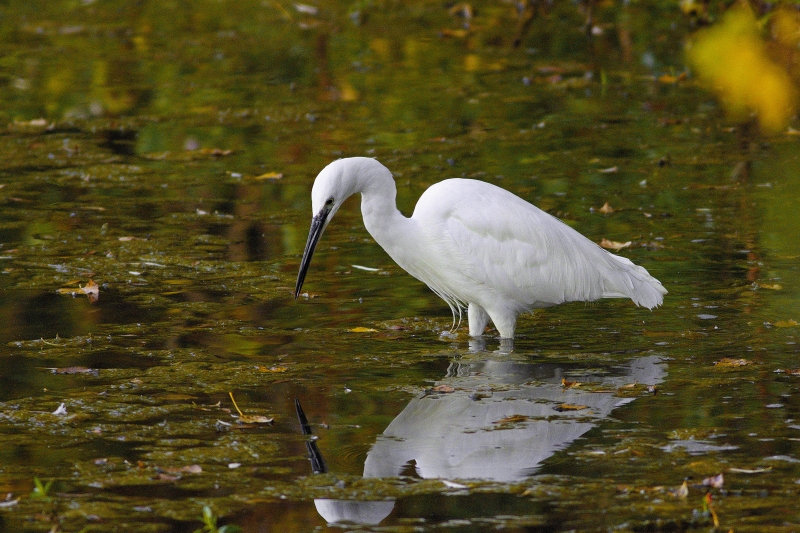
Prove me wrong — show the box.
[1,1,800,532]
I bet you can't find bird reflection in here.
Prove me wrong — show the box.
[296,353,665,525]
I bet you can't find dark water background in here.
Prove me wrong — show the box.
[1,1,799,531]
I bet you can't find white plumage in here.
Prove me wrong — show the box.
[295,157,666,339]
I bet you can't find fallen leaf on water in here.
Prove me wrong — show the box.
[252,171,284,180]
[671,480,689,498]
[784,369,800,375]
[48,366,97,375]
[658,72,687,84]
[598,202,615,214]
[15,118,49,127]
[702,472,724,488]
[561,378,581,388]
[431,384,455,393]
[229,392,274,424]
[714,358,752,368]
[598,166,619,173]
[554,403,589,412]
[440,28,469,38]
[118,236,146,241]
[257,365,287,373]
[775,319,799,327]
[164,465,203,474]
[494,414,529,424]
[599,238,632,251]
[349,327,378,333]
[757,283,782,290]
[728,466,771,473]
[199,148,233,157]
[81,279,99,303]
[57,279,99,303]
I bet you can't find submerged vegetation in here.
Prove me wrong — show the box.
[0,0,799,531]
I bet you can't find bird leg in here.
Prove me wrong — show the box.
[467,303,490,337]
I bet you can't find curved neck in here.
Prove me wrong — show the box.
[352,160,417,264]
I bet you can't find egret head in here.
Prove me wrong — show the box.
[294,159,362,299]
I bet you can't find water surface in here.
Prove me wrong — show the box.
[1,1,800,532]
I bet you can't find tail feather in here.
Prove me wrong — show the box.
[601,254,667,309]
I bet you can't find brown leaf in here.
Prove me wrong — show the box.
[238,414,274,424]
[56,279,99,303]
[431,384,455,393]
[561,378,581,388]
[598,202,615,214]
[658,73,686,84]
[494,414,529,424]
[81,279,99,303]
[714,358,752,368]
[554,403,589,412]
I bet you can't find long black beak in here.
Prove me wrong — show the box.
[294,207,330,299]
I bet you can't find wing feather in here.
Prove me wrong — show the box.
[412,179,665,312]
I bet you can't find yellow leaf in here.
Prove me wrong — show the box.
[687,6,798,133]
[252,172,284,181]
[349,327,377,333]
[775,319,799,327]
[228,392,274,425]
[257,366,288,373]
[599,238,632,251]
[714,358,752,368]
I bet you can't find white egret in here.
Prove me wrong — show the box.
[294,157,666,339]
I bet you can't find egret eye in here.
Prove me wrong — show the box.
[325,197,334,207]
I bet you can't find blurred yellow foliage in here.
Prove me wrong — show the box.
[772,8,800,48]
[688,5,797,133]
